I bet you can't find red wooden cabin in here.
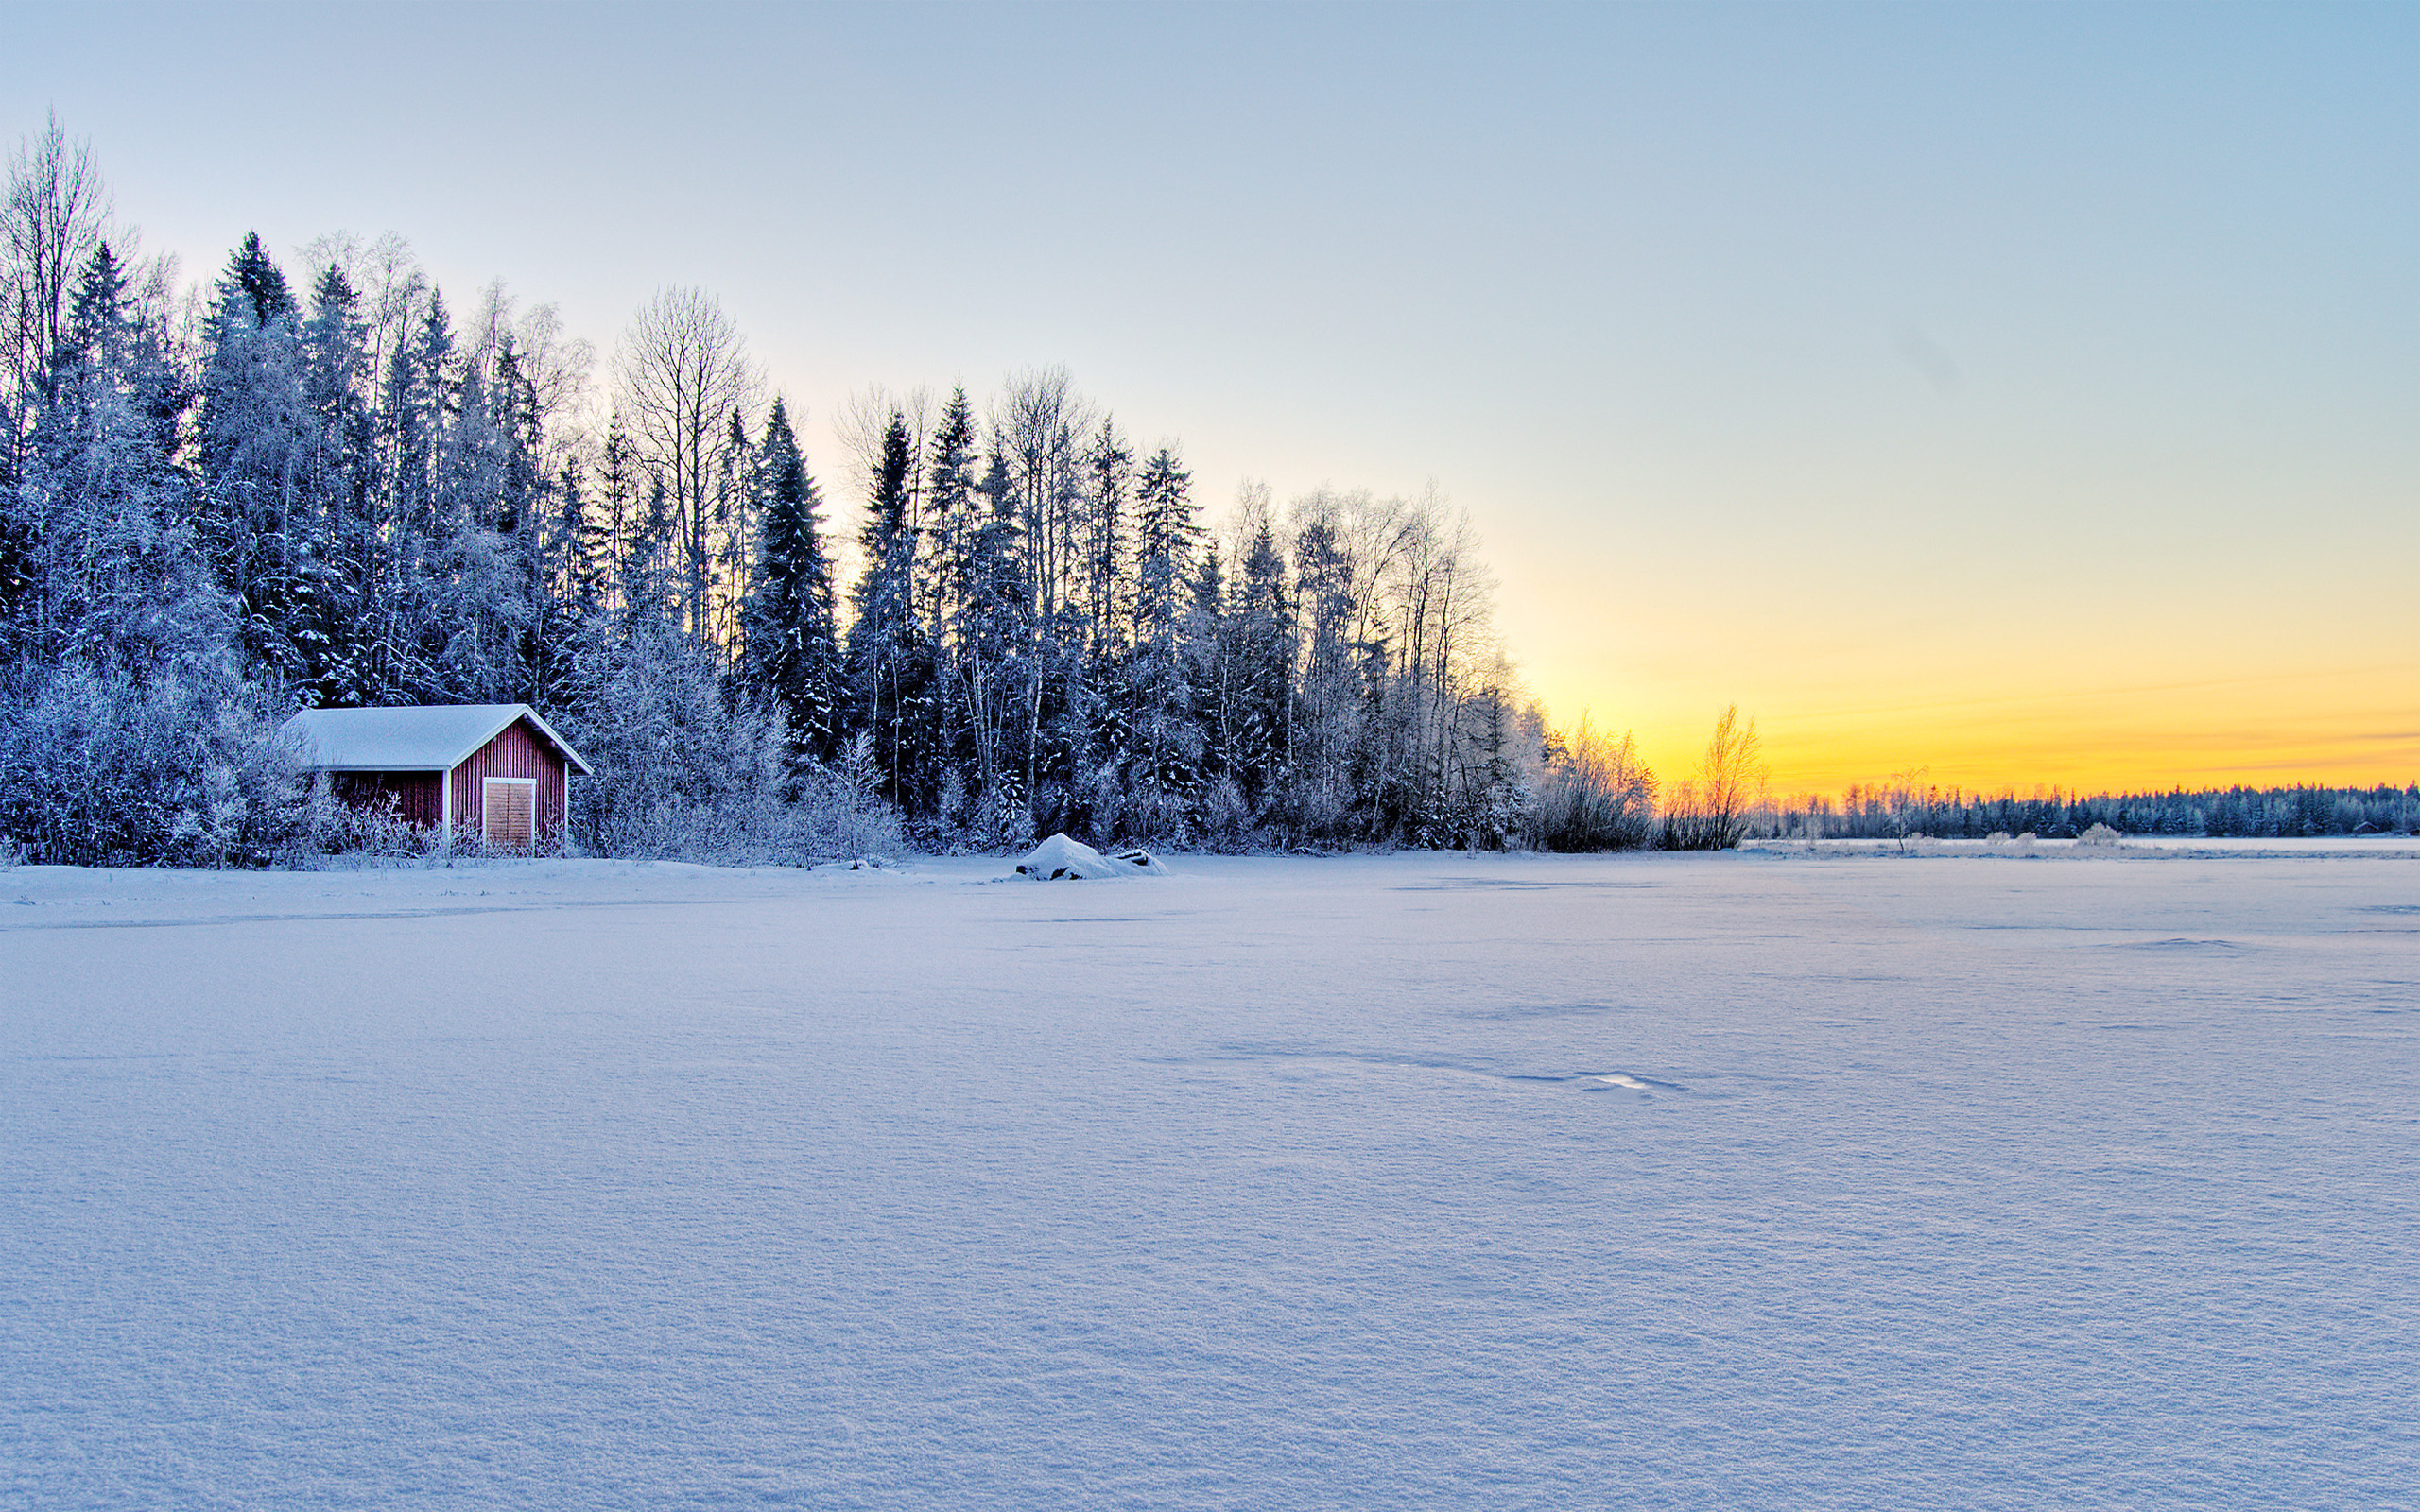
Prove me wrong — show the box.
[280,704,594,850]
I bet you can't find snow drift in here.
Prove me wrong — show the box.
[1013,833,1168,879]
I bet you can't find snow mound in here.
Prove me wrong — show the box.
[1014,833,1167,880]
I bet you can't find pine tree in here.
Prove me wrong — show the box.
[0,242,298,868]
[226,231,293,325]
[925,387,978,639]
[1232,519,1295,812]
[959,443,1034,841]
[738,398,840,760]
[1119,445,1201,839]
[6,243,220,675]
[1079,416,1132,641]
[299,264,376,703]
[710,405,753,647]
[197,232,320,687]
[595,417,640,606]
[1290,512,1357,836]
[846,412,934,812]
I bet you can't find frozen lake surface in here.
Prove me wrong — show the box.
[5,849,2415,1509]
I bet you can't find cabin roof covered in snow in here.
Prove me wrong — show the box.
[279,704,594,775]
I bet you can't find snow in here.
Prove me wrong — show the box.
[1014,833,1166,879]
[278,703,593,773]
[3,850,2414,1508]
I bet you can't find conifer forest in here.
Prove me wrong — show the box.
[0,119,1552,865]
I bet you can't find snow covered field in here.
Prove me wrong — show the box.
[4,849,2415,1510]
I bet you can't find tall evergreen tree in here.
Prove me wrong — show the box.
[1079,416,1132,640]
[197,232,319,686]
[226,231,293,325]
[961,444,1034,840]
[846,412,934,812]
[298,264,376,703]
[1119,445,1201,838]
[738,398,839,759]
[924,386,978,638]
[1231,519,1295,811]
[6,243,219,674]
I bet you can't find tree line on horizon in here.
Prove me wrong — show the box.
[1764,780,2419,842]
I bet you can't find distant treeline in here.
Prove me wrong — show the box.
[1766,783,2420,841]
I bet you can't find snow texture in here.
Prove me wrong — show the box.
[279,703,593,774]
[3,848,2415,1509]
[1013,832,1166,880]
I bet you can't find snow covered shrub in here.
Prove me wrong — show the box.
[290,783,455,865]
[0,660,304,867]
[1192,776,1255,853]
[2077,822,2124,847]
[1528,716,1658,851]
[555,625,903,864]
[787,734,905,861]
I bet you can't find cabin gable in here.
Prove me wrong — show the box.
[451,718,568,850]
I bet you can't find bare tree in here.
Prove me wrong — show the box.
[991,366,1095,617]
[1382,488,1495,823]
[837,383,933,501]
[1677,703,1765,849]
[461,278,595,472]
[3,112,112,478]
[614,286,760,643]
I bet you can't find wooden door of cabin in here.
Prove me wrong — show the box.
[482,777,537,851]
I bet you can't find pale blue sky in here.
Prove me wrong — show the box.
[7,2,2412,789]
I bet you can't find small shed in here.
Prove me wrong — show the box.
[281,703,593,850]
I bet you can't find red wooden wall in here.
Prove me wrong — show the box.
[334,772,441,829]
[449,718,568,848]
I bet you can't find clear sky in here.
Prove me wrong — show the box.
[8,1,2412,797]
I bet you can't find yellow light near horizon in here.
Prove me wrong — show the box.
[1548,661,2420,802]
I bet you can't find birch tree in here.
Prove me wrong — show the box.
[614,286,759,644]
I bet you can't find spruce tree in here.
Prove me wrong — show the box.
[1079,416,1132,640]
[226,231,294,325]
[6,243,220,675]
[1120,446,1201,838]
[197,232,319,687]
[925,387,978,637]
[738,398,840,760]
[845,412,934,812]
[299,265,375,703]
[1233,521,1295,811]
[961,444,1034,841]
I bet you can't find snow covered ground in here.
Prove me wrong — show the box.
[4,849,2414,1509]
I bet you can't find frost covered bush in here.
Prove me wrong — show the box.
[1528,716,1657,851]
[0,660,304,867]
[788,734,906,861]
[1190,776,1256,853]
[2076,822,2125,847]
[287,785,460,866]
[554,625,901,865]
